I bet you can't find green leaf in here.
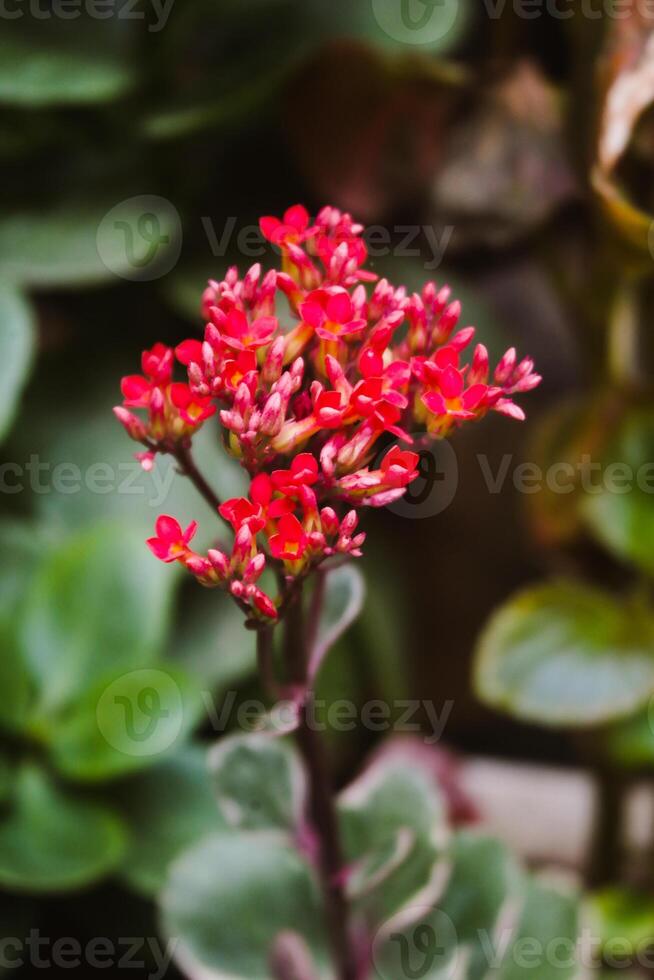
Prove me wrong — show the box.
[605,706,654,767]
[0,520,49,620]
[0,283,35,443]
[0,620,33,733]
[474,582,654,726]
[161,832,329,980]
[308,564,365,683]
[0,753,12,803]
[21,523,176,714]
[117,744,225,896]
[0,521,45,731]
[0,198,180,288]
[0,765,126,892]
[0,26,135,107]
[339,743,447,925]
[373,832,519,979]
[48,665,203,782]
[581,411,654,576]
[374,834,579,980]
[494,877,579,980]
[301,0,470,55]
[209,733,306,833]
[588,887,654,961]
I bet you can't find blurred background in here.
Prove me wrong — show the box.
[2,0,654,976]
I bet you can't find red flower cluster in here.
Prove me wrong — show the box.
[115,204,541,622]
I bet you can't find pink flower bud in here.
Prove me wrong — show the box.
[113,406,147,442]
[208,549,229,578]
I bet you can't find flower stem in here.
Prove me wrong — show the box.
[283,589,356,980]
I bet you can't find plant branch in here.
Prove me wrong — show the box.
[284,583,356,980]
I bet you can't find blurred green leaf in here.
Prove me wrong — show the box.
[588,887,654,960]
[604,705,654,767]
[495,877,579,980]
[0,521,47,731]
[48,665,203,782]
[374,832,520,978]
[0,282,35,443]
[581,411,654,576]
[474,582,654,726]
[339,743,446,925]
[161,832,329,980]
[210,733,306,833]
[0,26,136,107]
[0,764,126,892]
[21,523,176,714]
[0,753,12,803]
[0,621,33,733]
[0,520,49,619]
[118,744,225,896]
[301,0,470,55]
[0,199,179,288]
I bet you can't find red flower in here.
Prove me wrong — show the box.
[300,288,366,342]
[219,497,266,534]
[169,383,216,426]
[141,342,174,383]
[269,514,309,563]
[115,203,542,624]
[271,453,319,492]
[147,516,197,563]
[260,204,313,247]
[210,308,277,352]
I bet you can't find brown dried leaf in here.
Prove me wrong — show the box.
[592,3,654,250]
